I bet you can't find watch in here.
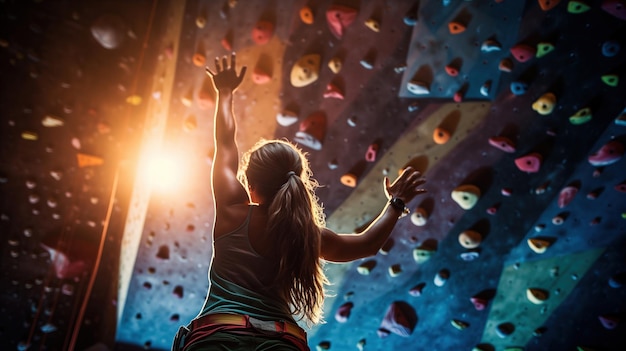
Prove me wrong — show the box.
[389,197,410,218]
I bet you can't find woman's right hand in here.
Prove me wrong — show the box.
[206,52,247,93]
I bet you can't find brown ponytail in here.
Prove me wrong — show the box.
[240,139,328,325]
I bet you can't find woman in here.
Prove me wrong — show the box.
[173,53,426,351]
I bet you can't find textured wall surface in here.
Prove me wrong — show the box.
[1,0,625,350]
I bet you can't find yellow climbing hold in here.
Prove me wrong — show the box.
[21,131,38,140]
[126,94,142,106]
[528,238,551,253]
[76,153,104,167]
[451,184,481,210]
[527,288,549,304]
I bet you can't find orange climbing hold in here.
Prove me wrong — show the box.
[448,21,466,34]
[538,0,561,11]
[433,127,451,144]
[300,5,314,24]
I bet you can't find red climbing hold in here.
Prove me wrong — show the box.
[470,296,488,311]
[510,44,536,63]
[602,0,626,20]
[252,20,274,45]
[515,153,543,173]
[558,185,578,208]
[294,111,327,150]
[445,64,459,77]
[488,136,516,153]
[326,5,357,39]
[588,140,624,166]
[323,82,344,99]
[538,0,561,11]
[379,301,417,337]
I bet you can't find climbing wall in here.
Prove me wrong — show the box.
[1,0,626,351]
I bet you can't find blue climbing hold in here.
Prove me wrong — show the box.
[510,81,529,95]
[602,41,620,57]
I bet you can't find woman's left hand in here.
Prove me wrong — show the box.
[206,52,247,93]
[384,166,427,204]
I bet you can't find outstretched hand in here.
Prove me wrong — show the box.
[206,52,247,93]
[384,167,427,204]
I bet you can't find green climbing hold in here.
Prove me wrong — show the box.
[601,74,619,87]
[569,107,592,125]
[536,42,555,58]
[568,1,591,13]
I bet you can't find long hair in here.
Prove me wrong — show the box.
[239,139,328,325]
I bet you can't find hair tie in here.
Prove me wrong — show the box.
[286,171,296,178]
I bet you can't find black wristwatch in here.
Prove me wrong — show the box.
[389,197,410,218]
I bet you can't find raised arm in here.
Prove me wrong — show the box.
[206,53,248,207]
[320,167,426,262]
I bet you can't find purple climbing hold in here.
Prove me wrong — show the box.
[598,314,619,329]
[588,140,624,166]
[335,302,354,323]
[379,301,417,337]
[602,0,626,20]
[558,185,578,208]
[488,136,516,153]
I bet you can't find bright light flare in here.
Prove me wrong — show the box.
[141,149,189,193]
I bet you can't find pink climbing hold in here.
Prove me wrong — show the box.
[252,20,274,45]
[335,302,354,323]
[326,5,358,39]
[379,301,417,337]
[510,44,536,63]
[588,140,624,166]
[323,82,344,99]
[365,142,379,162]
[558,185,578,208]
[602,0,626,20]
[40,243,87,279]
[294,111,327,150]
[488,136,516,153]
[515,153,543,173]
[470,296,488,311]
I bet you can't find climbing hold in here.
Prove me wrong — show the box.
[195,14,206,28]
[458,230,482,249]
[598,314,619,329]
[403,3,418,26]
[448,21,466,34]
[552,212,567,225]
[276,109,298,126]
[221,31,233,51]
[328,56,342,74]
[615,182,626,192]
[569,107,592,125]
[536,42,555,57]
[380,239,394,255]
[615,108,626,125]
[290,54,321,87]
[558,185,578,208]
[480,80,492,97]
[413,243,436,264]
[501,187,513,196]
[510,81,529,95]
[568,1,591,13]
[323,82,344,99]
[526,288,549,304]
[326,4,358,39]
[42,115,64,127]
[453,90,464,103]
[252,20,274,45]
[515,153,542,173]
[451,319,469,330]
[488,136,516,153]
[407,80,430,95]
[460,250,480,261]
[317,341,331,350]
[365,18,381,32]
[602,40,620,57]
[410,207,429,226]
[389,264,403,277]
[499,58,514,72]
[601,74,619,87]
[538,0,561,11]
[486,205,499,215]
[183,115,197,132]
[451,184,481,210]
[481,39,502,52]
[532,92,557,115]
[365,142,379,162]
[601,0,626,20]
[434,269,450,286]
[126,94,143,106]
[608,272,626,287]
[21,131,38,140]
[470,296,488,310]
[360,50,376,69]
[588,140,624,166]
[192,42,206,67]
[433,127,451,144]
[528,237,552,253]
[357,260,377,275]
[445,64,459,77]
[294,111,326,150]
[90,14,126,49]
[335,302,353,323]
[379,301,417,337]
[510,44,536,62]
[496,322,515,338]
[300,5,314,24]
[252,64,272,84]
[340,172,358,187]
[40,243,87,279]
[409,282,426,296]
